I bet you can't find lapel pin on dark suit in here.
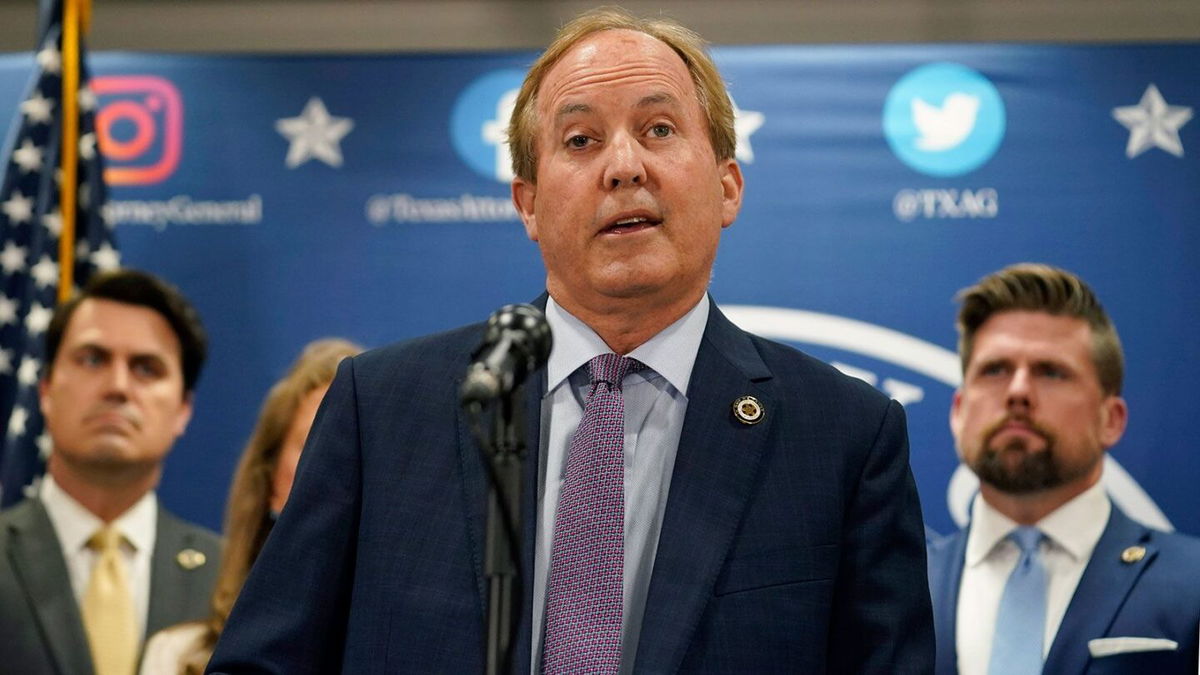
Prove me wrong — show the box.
[1120,546,1146,564]
[176,548,207,570]
[732,396,764,425]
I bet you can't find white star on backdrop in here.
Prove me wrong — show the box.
[2,191,34,224]
[0,297,16,326]
[42,210,62,237]
[275,97,355,169]
[79,132,97,160]
[90,242,121,271]
[20,91,53,125]
[1112,84,1193,158]
[78,180,92,210]
[25,303,52,335]
[30,255,58,289]
[78,85,97,112]
[732,98,765,163]
[16,356,39,387]
[7,406,27,438]
[12,139,43,174]
[37,432,53,460]
[0,242,27,275]
[35,44,61,75]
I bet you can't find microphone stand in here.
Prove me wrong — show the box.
[467,384,525,675]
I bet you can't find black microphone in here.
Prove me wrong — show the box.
[460,304,552,404]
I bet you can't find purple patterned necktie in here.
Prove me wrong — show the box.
[542,353,641,674]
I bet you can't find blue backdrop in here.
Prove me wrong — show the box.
[1,44,1196,536]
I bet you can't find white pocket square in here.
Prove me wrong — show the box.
[1088,637,1179,657]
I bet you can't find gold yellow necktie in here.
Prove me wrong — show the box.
[82,526,138,675]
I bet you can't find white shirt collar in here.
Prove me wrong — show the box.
[544,293,709,396]
[965,478,1110,566]
[40,473,158,554]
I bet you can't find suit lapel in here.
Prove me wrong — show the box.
[634,303,774,672]
[514,371,543,674]
[146,508,212,638]
[929,527,969,675]
[455,384,490,615]
[454,297,548,674]
[6,500,94,675]
[1043,504,1154,674]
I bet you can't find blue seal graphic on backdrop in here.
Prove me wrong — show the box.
[883,62,1006,177]
[451,69,526,183]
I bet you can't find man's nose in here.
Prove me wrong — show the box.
[602,133,646,189]
[1005,367,1033,412]
[104,363,131,399]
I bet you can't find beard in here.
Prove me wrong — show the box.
[967,415,1098,495]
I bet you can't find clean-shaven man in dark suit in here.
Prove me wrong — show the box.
[209,7,933,673]
[0,269,219,675]
[928,264,1200,674]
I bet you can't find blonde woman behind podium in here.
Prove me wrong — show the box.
[139,338,362,675]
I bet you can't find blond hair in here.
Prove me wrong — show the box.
[180,338,363,674]
[955,263,1123,395]
[506,6,736,182]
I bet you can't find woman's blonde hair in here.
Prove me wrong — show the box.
[181,338,362,674]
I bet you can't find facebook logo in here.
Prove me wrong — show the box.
[450,69,526,183]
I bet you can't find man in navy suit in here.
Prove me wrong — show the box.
[928,263,1200,674]
[209,7,933,673]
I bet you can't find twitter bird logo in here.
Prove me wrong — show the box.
[912,93,980,151]
[883,62,1005,176]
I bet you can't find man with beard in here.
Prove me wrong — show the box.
[928,263,1200,675]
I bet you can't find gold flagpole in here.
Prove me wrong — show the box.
[58,0,91,302]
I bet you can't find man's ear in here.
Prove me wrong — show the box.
[173,392,195,437]
[949,388,964,452]
[38,377,52,418]
[1099,395,1128,448]
[718,158,744,229]
[512,177,538,241]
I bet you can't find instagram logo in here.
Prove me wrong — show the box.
[93,76,182,185]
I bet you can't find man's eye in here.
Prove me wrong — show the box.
[649,124,673,138]
[567,135,591,148]
[132,360,165,379]
[979,364,1006,377]
[1039,365,1066,379]
[78,351,104,367]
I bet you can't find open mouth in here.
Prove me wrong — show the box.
[600,213,661,235]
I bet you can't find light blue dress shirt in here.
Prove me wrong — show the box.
[531,294,709,674]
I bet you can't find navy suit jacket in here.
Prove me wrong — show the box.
[209,299,933,673]
[928,502,1200,674]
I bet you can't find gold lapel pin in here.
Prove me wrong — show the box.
[176,548,207,570]
[1120,546,1146,564]
[732,395,764,425]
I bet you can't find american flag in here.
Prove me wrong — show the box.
[0,0,119,506]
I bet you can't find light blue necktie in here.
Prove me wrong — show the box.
[988,526,1047,675]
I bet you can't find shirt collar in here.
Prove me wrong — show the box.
[544,293,709,396]
[40,473,158,553]
[965,478,1110,566]
[1037,479,1110,561]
